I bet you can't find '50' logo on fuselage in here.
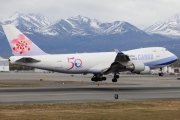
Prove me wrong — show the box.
[67,57,83,70]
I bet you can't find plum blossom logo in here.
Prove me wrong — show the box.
[11,34,32,54]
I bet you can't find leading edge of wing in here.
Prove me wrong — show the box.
[115,51,130,62]
[103,51,130,75]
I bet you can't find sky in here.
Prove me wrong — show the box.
[0,0,180,29]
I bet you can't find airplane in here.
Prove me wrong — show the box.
[2,25,178,82]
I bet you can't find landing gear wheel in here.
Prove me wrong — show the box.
[112,73,119,82]
[159,67,164,76]
[112,78,117,82]
[91,74,106,82]
[159,73,164,76]
[102,77,106,80]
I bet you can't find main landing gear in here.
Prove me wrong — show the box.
[112,73,119,82]
[159,67,164,76]
[91,74,106,82]
[91,73,119,82]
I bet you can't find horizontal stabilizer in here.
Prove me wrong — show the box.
[16,57,41,63]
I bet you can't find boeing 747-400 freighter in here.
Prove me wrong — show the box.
[2,25,178,82]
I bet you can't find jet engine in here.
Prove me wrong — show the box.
[140,66,151,74]
[126,62,145,73]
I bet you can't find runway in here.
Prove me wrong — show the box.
[0,72,180,104]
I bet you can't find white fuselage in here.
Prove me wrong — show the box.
[9,47,177,74]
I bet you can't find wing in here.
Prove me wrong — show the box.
[103,51,130,75]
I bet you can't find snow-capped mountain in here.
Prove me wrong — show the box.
[43,15,144,36]
[1,12,180,57]
[0,12,52,33]
[0,13,144,37]
[145,14,180,38]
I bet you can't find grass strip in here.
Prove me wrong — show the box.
[0,101,180,120]
[0,82,39,87]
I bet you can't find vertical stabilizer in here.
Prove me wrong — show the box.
[2,25,47,56]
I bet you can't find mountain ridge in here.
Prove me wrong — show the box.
[0,12,180,58]
[145,14,180,38]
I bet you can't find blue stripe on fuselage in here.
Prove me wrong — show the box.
[144,55,177,67]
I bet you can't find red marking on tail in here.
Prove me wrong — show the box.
[11,34,32,54]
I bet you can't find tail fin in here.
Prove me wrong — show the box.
[2,25,47,56]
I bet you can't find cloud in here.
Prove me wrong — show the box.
[1,0,180,28]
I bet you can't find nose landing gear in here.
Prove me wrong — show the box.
[159,68,164,76]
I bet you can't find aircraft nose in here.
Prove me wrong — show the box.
[171,52,178,61]
[175,55,178,61]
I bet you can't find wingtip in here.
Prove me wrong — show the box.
[114,48,119,54]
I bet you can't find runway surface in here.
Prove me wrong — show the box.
[0,72,180,104]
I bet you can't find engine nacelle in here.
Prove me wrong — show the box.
[140,66,151,74]
[126,62,145,73]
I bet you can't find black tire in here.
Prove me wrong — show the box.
[102,77,106,81]
[91,78,96,81]
[112,79,117,82]
[159,73,164,76]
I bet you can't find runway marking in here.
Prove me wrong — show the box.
[1,90,180,97]
[0,93,111,97]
